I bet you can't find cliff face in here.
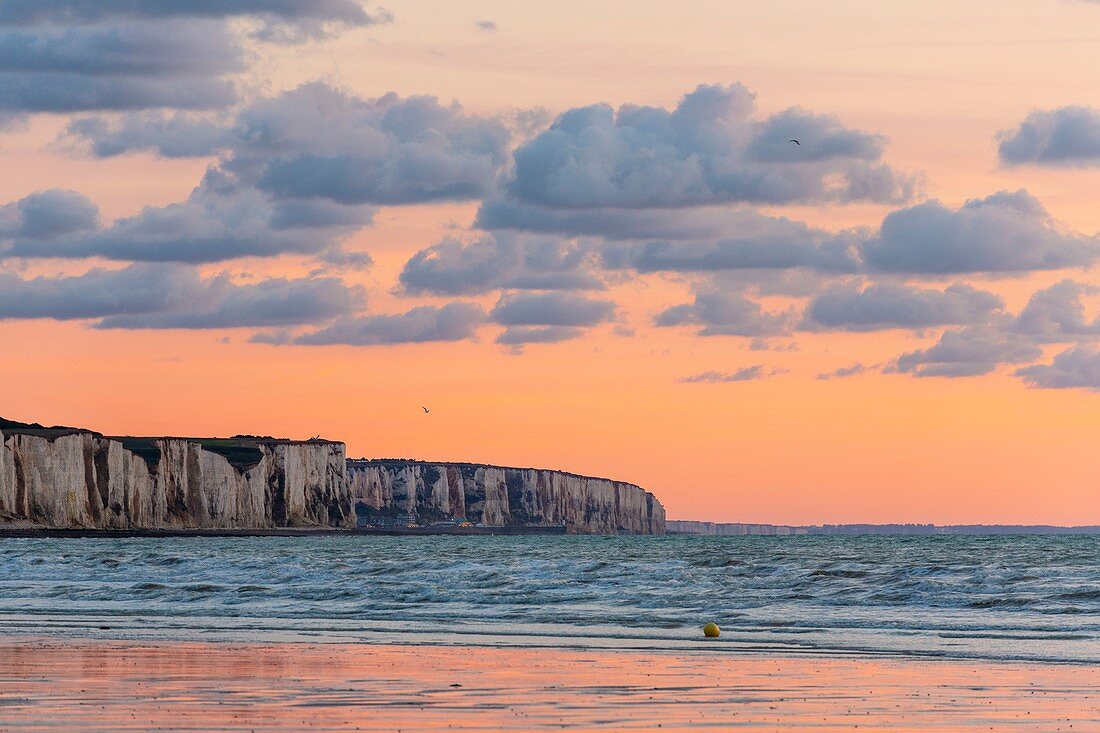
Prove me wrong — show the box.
[667,520,808,536]
[0,424,352,530]
[348,460,665,535]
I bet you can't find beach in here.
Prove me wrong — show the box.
[1,638,1097,731]
[2,535,1098,730]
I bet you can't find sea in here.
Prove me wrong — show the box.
[0,535,1096,664]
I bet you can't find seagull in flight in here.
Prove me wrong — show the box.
[788,139,800,145]
[421,406,431,414]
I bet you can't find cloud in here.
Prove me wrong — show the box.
[489,292,616,327]
[0,263,206,320]
[861,190,1099,274]
[70,84,513,206]
[0,189,98,240]
[268,302,486,346]
[3,181,373,263]
[64,113,230,158]
[607,232,861,275]
[72,85,513,215]
[312,246,373,273]
[399,231,602,296]
[503,83,913,209]
[239,85,510,205]
[680,366,770,383]
[0,21,239,114]
[816,363,868,380]
[655,291,791,337]
[1011,280,1100,342]
[1015,346,1100,390]
[476,198,802,241]
[474,19,497,31]
[0,1,391,41]
[0,3,389,117]
[998,106,1100,166]
[10,83,518,264]
[892,327,1043,378]
[803,283,1003,331]
[496,325,583,345]
[95,275,364,329]
[0,23,242,76]
[0,263,363,328]
[489,188,1098,281]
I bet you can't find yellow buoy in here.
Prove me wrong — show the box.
[703,622,720,638]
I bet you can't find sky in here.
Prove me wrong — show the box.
[1,0,1098,525]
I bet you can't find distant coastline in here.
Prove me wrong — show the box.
[668,520,1100,536]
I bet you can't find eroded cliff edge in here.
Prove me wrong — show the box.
[0,418,352,530]
[348,459,666,535]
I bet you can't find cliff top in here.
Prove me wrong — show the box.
[348,457,650,492]
[0,417,98,440]
[1,417,343,471]
[0,417,340,444]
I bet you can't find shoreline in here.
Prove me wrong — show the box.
[1,637,1096,731]
[0,525,573,538]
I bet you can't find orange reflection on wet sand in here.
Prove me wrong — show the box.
[0,639,1097,731]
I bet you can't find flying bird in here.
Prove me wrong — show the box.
[421,406,431,414]
[788,139,800,145]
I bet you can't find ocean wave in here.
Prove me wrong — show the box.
[0,535,1097,663]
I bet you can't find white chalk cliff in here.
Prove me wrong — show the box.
[0,420,351,530]
[348,460,666,534]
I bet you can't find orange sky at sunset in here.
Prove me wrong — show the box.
[1,0,1098,524]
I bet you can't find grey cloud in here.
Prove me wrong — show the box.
[399,231,602,296]
[816,363,868,380]
[746,108,884,163]
[610,233,861,274]
[474,19,497,31]
[862,190,1099,274]
[1015,346,1100,390]
[1011,280,1100,342]
[893,327,1043,378]
[68,84,512,205]
[999,106,1100,166]
[655,291,791,337]
[496,325,583,345]
[273,302,485,346]
[0,263,206,319]
[0,1,378,24]
[0,21,238,114]
[489,187,1099,281]
[0,1,391,40]
[803,283,1003,331]
[16,83,513,264]
[0,70,236,114]
[680,366,768,383]
[490,292,615,327]
[65,113,230,158]
[0,23,241,76]
[240,86,510,205]
[475,198,796,241]
[96,275,364,329]
[0,262,362,328]
[705,268,835,298]
[0,3,389,116]
[268,199,375,230]
[5,181,373,263]
[0,189,98,240]
[504,83,913,210]
[312,246,373,272]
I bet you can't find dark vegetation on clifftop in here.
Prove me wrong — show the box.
[1,417,337,472]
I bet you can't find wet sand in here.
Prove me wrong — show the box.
[0,639,1097,731]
